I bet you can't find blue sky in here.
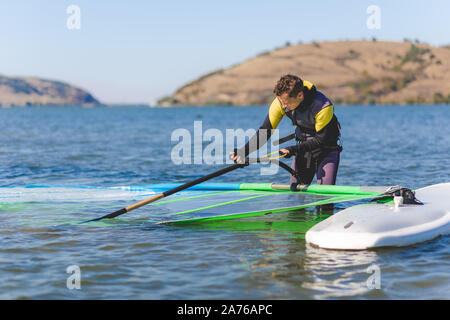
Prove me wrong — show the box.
[0,0,449,104]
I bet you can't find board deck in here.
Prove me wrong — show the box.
[305,183,450,250]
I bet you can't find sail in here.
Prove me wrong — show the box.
[147,183,384,224]
[0,183,385,226]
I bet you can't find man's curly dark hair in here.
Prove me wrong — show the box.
[273,74,304,97]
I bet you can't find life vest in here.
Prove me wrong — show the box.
[283,86,342,167]
[284,89,341,145]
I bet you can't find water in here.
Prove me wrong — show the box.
[0,105,449,299]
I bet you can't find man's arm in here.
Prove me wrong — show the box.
[285,105,336,154]
[235,98,285,159]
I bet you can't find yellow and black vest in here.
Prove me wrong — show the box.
[283,85,341,147]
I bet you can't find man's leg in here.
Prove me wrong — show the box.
[290,153,315,189]
[315,150,341,214]
[316,150,340,185]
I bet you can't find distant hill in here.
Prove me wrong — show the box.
[159,40,450,106]
[0,74,100,107]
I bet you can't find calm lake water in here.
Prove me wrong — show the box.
[0,105,449,299]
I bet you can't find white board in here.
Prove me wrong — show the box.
[305,183,450,250]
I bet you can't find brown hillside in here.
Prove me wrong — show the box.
[160,40,450,106]
[0,75,100,107]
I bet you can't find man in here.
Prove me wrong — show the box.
[230,74,342,190]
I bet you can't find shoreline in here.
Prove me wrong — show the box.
[2,103,449,108]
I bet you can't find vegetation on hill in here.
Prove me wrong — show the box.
[0,75,100,107]
[159,40,450,106]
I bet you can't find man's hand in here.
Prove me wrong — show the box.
[279,148,292,158]
[229,151,244,163]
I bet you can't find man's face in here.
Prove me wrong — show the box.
[278,91,304,111]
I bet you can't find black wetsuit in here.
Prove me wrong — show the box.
[237,81,342,186]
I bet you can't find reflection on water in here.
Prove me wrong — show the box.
[186,204,387,299]
[180,204,341,237]
[302,245,384,299]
